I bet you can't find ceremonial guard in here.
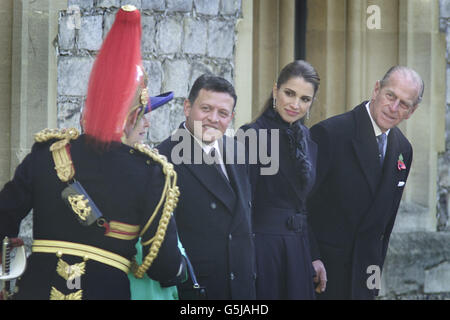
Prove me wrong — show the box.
[0,5,184,300]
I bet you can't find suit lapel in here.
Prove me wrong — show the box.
[221,137,251,231]
[259,127,302,204]
[358,128,403,232]
[179,132,236,214]
[351,104,382,197]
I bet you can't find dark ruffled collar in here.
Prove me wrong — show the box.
[260,107,312,188]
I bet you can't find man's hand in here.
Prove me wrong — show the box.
[312,259,327,294]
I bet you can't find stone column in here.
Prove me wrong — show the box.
[0,0,13,187]
[10,0,67,176]
[346,0,399,109]
[251,0,295,118]
[235,0,254,129]
[279,0,295,70]
[396,0,446,232]
[305,0,347,124]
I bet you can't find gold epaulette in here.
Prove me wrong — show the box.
[34,128,80,143]
[35,128,80,182]
[131,143,180,278]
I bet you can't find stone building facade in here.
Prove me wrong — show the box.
[57,0,242,146]
[438,0,450,232]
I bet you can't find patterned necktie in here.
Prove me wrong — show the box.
[377,133,387,165]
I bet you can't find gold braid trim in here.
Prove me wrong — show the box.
[35,128,80,182]
[34,128,80,143]
[50,287,83,300]
[131,143,180,279]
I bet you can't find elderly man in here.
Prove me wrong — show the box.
[307,66,424,300]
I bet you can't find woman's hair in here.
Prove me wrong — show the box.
[256,60,320,121]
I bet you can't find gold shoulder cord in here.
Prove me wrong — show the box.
[35,128,80,182]
[131,143,180,278]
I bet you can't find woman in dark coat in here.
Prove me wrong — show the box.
[240,60,326,299]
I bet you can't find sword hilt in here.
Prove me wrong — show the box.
[1,237,11,299]
[2,237,11,274]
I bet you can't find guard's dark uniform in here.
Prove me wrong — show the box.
[0,130,182,299]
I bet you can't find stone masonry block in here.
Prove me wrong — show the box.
[143,60,163,96]
[425,261,450,293]
[103,11,117,39]
[69,0,94,10]
[217,63,233,84]
[447,65,450,105]
[183,18,207,55]
[157,17,183,54]
[440,0,450,18]
[380,232,450,297]
[207,20,234,59]
[189,61,213,91]
[169,103,186,133]
[194,0,219,16]
[220,0,242,15]
[59,15,76,50]
[96,0,120,8]
[162,60,190,98]
[142,15,157,54]
[148,102,172,143]
[447,21,450,60]
[142,0,165,11]
[78,15,103,51]
[166,0,193,12]
[57,99,83,130]
[120,0,141,9]
[58,56,94,96]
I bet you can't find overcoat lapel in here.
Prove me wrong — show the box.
[221,136,250,231]
[262,127,305,204]
[176,129,236,213]
[351,104,382,197]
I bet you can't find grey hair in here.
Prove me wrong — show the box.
[380,66,424,105]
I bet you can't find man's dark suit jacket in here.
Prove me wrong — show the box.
[307,102,413,299]
[157,125,257,300]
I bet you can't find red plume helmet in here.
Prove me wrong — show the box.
[82,5,143,146]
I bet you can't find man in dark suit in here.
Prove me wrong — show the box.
[307,66,424,299]
[157,74,256,300]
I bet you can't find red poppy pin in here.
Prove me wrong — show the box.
[397,154,406,171]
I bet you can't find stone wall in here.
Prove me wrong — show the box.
[439,0,450,232]
[377,0,450,299]
[57,0,242,146]
[15,0,242,268]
